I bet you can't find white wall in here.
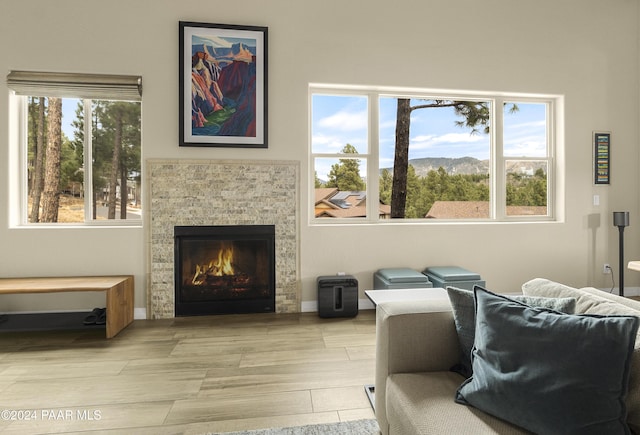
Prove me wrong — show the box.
[1,0,639,314]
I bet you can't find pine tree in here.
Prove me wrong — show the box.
[40,97,62,222]
[391,99,515,217]
[29,97,46,222]
[326,144,366,191]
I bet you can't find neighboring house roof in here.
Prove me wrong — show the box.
[504,205,548,216]
[316,205,368,218]
[314,189,391,218]
[329,191,366,209]
[426,201,547,219]
[426,201,490,219]
[315,188,339,203]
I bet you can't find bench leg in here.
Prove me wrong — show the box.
[105,277,134,338]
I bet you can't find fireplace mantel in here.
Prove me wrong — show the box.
[146,159,300,319]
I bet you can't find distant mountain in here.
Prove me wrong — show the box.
[383,157,490,177]
[380,157,547,177]
[315,157,545,186]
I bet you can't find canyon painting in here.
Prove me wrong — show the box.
[179,22,267,147]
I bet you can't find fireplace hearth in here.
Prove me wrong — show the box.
[174,225,276,316]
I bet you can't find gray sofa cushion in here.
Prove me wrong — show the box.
[522,278,640,315]
[446,285,576,378]
[386,371,529,435]
[523,278,640,433]
[456,287,639,434]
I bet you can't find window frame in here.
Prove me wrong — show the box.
[309,84,560,225]
[7,71,143,228]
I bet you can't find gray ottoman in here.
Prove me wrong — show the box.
[373,268,433,289]
[423,266,485,290]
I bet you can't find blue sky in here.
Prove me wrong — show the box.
[311,94,547,180]
[60,95,546,179]
[61,98,80,139]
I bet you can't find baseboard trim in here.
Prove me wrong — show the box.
[15,288,639,321]
[301,298,375,313]
[135,302,375,318]
[134,308,147,320]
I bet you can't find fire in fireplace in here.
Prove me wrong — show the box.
[174,225,275,316]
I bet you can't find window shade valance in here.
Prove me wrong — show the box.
[6,71,142,101]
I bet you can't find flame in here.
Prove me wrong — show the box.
[191,243,235,285]
[211,244,234,276]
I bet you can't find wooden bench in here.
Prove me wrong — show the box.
[0,275,134,338]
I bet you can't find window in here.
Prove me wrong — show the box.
[310,85,558,223]
[7,71,142,226]
[312,94,370,218]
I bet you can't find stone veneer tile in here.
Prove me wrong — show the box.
[147,159,300,319]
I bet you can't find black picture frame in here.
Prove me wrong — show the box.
[593,131,610,185]
[179,21,268,148]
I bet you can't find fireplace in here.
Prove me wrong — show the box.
[174,225,276,316]
[148,159,299,318]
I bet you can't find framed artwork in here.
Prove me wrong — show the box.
[179,21,268,147]
[593,131,610,185]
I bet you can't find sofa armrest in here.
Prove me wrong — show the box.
[375,298,459,435]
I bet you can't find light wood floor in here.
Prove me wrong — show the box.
[0,310,377,434]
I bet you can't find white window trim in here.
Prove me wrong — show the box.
[309,84,563,225]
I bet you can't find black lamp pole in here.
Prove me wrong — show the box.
[613,211,630,297]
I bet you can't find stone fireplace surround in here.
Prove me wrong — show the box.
[146,159,300,319]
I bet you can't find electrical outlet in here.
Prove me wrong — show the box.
[603,264,611,274]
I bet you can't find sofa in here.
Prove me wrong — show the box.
[375,278,640,434]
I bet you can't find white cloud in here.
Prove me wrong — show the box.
[431,133,485,144]
[507,119,546,130]
[318,110,367,131]
[504,138,546,157]
[409,132,485,150]
[379,119,397,129]
[312,134,345,151]
[412,134,436,143]
[504,121,547,157]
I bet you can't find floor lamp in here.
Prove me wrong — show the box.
[614,211,630,297]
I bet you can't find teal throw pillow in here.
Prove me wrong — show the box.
[455,287,639,434]
[446,285,576,378]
